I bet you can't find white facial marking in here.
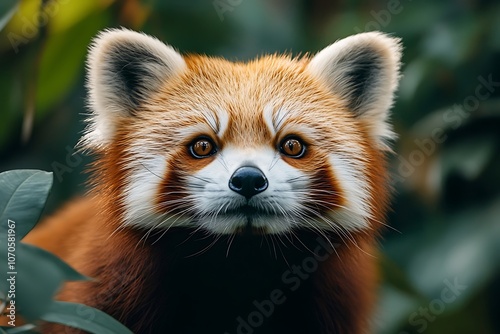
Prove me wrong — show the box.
[198,109,219,133]
[122,149,193,230]
[264,103,295,134]
[215,108,230,136]
[123,153,167,229]
[262,103,277,136]
[325,154,371,231]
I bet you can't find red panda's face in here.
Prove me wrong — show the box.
[84,29,401,235]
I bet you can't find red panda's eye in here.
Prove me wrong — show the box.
[190,137,217,158]
[280,137,305,158]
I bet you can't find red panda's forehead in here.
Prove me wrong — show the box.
[150,55,356,146]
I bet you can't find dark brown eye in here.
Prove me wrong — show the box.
[280,137,305,158]
[190,137,217,158]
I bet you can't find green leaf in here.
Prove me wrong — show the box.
[41,301,133,334]
[0,242,88,321]
[0,0,19,32]
[0,170,53,240]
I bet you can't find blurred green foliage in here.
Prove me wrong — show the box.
[0,1,499,333]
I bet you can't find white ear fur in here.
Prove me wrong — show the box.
[83,28,186,149]
[307,32,402,148]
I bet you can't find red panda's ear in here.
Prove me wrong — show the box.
[82,28,186,149]
[307,32,402,149]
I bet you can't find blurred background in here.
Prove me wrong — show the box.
[0,0,499,333]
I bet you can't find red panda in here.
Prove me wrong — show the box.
[24,29,402,334]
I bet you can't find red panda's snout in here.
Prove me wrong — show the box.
[180,143,314,235]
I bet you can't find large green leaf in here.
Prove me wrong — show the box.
[0,170,53,240]
[0,0,18,32]
[41,301,133,334]
[0,242,88,321]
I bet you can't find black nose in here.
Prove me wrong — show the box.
[228,166,268,199]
